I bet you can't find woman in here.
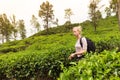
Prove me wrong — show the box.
[68,26,87,60]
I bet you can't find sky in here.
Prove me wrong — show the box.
[0,0,110,37]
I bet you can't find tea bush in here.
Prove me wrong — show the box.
[58,50,120,80]
[0,16,120,80]
[0,32,120,80]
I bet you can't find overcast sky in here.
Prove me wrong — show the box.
[0,0,110,37]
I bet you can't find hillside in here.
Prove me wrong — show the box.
[0,16,120,80]
[0,16,119,54]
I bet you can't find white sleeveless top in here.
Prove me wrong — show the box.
[75,37,87,57]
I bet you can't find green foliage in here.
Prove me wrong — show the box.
[0,33,75,80]
[0,45,26,53]
[33,23,79,36]
[30,15,40,32]
[0,16,120,80]
[18,19,26,39]
[64,8,73,22]
[0,14,14,42]
[38,1,54,34]
[89,0,101,31]
[58,51,120,80]
[0,32,120,79]
[96,36,120,52]
[0,38,33,53]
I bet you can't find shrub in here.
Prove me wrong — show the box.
[0,45,26,53]
[58,50,120,80]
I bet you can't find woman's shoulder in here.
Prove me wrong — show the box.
[81,36,86,39]
[81,36,87,41]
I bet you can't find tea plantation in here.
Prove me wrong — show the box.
[0,16,120,80]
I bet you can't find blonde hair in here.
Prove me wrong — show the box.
[73,26,82,34]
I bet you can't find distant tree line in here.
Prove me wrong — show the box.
[89,0,120,32]
[0,0,120,43]
[37,0,120,33]
[0,14,26,43]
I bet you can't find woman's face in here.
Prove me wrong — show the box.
[73,28,80,37]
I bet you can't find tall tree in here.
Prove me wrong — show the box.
[64,8,73,23]
[18,20,26,39]
[38,1,54,34]
[110,0,120,30]
[52,18,59,26]
[0,14,13,42]
[105,7,111,17]
[89,0,101,32]
[0,14,5,43]
[30,15,40,32]
[10,14,18,40]
[110,0,118,15]
[118,0,120,30]
[96,10,102,19]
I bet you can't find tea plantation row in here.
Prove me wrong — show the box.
[0,32,120,80]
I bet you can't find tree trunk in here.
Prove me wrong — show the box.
[46,10,49,34]
[1,35,4,43]
[14,32,17,40]
[93,8,97,32]
[94,23,97,32]
[117,0,120,31]
[69,15,71,23]
[5,34,9,42]
[46,19,49,34]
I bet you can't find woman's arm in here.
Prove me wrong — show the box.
[68,37,87,60]
[68,50,86,60]
[74,49,87,55]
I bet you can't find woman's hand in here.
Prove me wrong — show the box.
[68,53,76,60]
